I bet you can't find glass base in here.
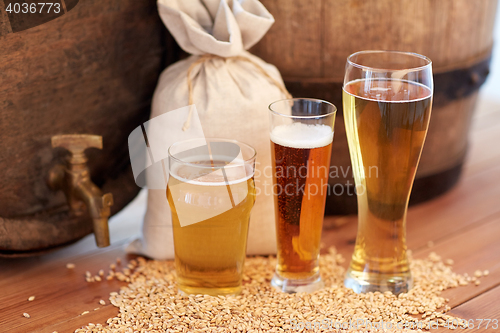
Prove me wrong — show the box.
[271,273,324,293]
[344,269,413,295]
[177,285,241,297]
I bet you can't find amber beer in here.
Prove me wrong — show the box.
[271,125,332,278]
[343,76,433,293]
[268,99,336,293]
[167,139,256,296]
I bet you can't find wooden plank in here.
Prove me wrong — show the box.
[463,118,500,176]
[2,210,499,332]
[470,107,500,132]
[0,239,124,283]
[5,211,499,333]
[430,287,500,332]
[0,232,133,279]
[322,215,357,261]
[391,162,500,252]
[323,213,500,333]
[0,189,145,278]
[414,215,500,308]
[323,212,500,309]
[37,305,120,333]
[449,286,500,330]
[0,246,128,332]
[474,95,500,121]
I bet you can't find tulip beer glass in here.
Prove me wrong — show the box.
[343,51,433,294]
[269,98,336,293]
[167,138,257,296]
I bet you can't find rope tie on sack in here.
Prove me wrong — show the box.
[182,54,292,131]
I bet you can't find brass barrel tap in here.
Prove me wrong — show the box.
[48,134,114,247]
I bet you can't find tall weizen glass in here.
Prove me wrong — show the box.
[167,138,256,296]
[343,51,433,294]
[269,98,336,293]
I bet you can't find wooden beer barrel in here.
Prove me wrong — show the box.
[0,0,176,255]
[251,0,498,215]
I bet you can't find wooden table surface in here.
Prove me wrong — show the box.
[1,104,500,333]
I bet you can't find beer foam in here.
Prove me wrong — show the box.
[170,158,253,186]
[270,123,333,149]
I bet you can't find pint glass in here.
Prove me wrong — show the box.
[167,138,257,296]
[269,98,336,293]
[343,51,433,294]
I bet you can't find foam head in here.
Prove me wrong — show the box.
[270,123,333,149]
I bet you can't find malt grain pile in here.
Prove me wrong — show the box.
[75,248,480,333]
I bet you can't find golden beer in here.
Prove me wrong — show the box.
[268,99,336,293]
[167,140,256,296]
[343,78,432,293]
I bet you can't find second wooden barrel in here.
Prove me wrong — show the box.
[252,0,498,214]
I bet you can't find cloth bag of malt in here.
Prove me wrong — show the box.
[126,0,290,259]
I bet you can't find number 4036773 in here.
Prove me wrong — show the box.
[5,3,61,14]
[445,319,498,329]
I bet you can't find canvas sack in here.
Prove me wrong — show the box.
[126,0,289,259]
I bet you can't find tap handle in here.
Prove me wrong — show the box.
[94,193,114,248]
[52,134,103,164]
[102,193,114,208]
